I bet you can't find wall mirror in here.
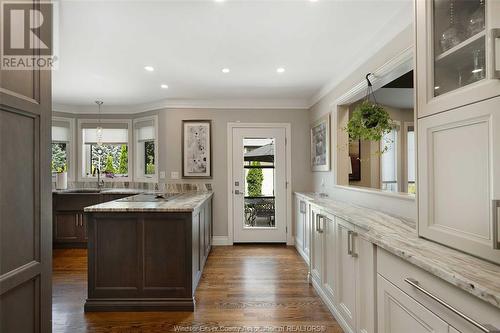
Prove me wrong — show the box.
[339,70,416,195]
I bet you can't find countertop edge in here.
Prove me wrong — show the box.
[294,192,500,310]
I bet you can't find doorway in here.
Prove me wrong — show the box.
[229,125,290,243]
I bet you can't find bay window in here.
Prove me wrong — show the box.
[79,120,131,180]
[133,116,158,182]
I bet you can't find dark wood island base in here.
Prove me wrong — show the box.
[83,193,212,312]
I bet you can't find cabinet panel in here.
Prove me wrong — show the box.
[356,234,376,333]
[418,96,500,264]
[377,275,449,333]
[323,213,336,304]
[336,219,356,332]
[54,213,79,241]
[295,197,304,251]
[310,206,323,285]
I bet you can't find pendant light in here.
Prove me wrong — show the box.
[95,100,103,146]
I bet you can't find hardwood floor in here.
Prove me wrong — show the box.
[53,245,343,332]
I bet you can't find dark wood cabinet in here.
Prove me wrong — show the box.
[52,192,134,248]
[84,195,213,312]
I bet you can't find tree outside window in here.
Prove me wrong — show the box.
[89,144,128,177]
[51,143,67,173]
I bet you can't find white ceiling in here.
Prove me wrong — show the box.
[53,0,413,112]
[375,88,414,109]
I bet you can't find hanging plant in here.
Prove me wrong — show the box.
[345,73,395,153]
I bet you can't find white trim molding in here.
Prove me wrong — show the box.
[212,236,232,246]
[53,99,310,115]
[226,122,293,246]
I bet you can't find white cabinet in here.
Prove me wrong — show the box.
[323,212,336,306]
[377,275,449,333]
[335,218,376,333]
[415,0,500,118]
[418,95,500,264]
[294,195,310,264]
[310,205,323,286]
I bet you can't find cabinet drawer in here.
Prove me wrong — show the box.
[54,193,101,211]
[377,248,500,332]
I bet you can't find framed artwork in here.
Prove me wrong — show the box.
[182,120,212,178]
[349,140,361,181]
[310,114,330,172]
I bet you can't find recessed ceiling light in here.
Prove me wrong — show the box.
[276,67,286,74]
[222,68,230,73]
[144,66,154,72]
[160,84,168,89]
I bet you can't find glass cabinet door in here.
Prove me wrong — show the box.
[433,0,486,96]
[416,0,500,118]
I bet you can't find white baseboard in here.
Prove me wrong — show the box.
[212,236,232,246]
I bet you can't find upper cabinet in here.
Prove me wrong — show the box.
[416,0,500,118]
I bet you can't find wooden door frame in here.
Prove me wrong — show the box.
[227,123,292,245]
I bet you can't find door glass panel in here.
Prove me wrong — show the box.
[433,0,486,96]
[243,138,276,228]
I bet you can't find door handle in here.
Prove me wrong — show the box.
[493,29,500,79]
[347,230,358,257]
[405,278,500,333]
[317,215,324,234]
[493,200,500,250]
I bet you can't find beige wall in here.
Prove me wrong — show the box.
[308,24,416,221]
[54,108,312,237]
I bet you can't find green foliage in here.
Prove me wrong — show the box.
[104,155,115,174]
[346,101,393,141]
[145,141,155,175]
[51,143,67,172]
[246,161,264,197]
[146,156,155,175]
[346,101,394,153]
[118,144,128,174]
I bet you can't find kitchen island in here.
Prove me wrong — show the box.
[83,191,213,312]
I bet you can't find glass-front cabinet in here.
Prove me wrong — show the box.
[416,0,500,118]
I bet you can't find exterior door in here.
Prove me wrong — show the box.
[0,0,53,332]
[232,127,287,242]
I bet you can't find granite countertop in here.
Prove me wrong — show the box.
[295,192,500,309]
[53,188,147,195]
[84,191,213,213]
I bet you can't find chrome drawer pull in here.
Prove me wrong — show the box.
[405,278,500,333]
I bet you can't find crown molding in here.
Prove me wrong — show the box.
[52,98,310,114]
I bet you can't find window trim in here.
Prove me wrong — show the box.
[77,118,133,182]
[52,116,76,182]
[133,115,159,183]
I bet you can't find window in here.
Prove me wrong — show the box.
[133,116,158,182]
[79,120,131,180]
[381,127,398,192]
[52,118,74,179]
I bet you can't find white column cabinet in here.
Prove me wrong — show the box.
[295,195,311,264]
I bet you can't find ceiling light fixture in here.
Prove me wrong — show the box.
[161,84,168,89]
[276,67,286,74]
[144,66,154,72]
[222,68,230,73]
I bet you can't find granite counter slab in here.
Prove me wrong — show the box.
[84,191,213,213]
[295,192,500,309]
[53,188,147,195]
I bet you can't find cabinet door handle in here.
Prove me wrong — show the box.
[80,214,83,227]
[317,215,324,234]
[347,230,358,257]
[494,200,500,250]
[405,278,500,333]
[493,29,500,79]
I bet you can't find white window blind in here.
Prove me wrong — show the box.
[52,120,70,142]
[82,123,128,144]
[134,119,155,141]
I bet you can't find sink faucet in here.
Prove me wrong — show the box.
[96,166,104,189]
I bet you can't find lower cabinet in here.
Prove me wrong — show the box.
[335,218,376,333]
[294,195,310,264]
[53,211,87,245]
[310,205,323,285]
[377,275,449,333]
